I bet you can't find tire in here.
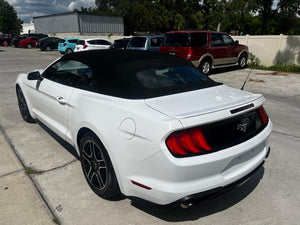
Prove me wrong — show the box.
[238,53,248,68]
[66,48,73,54]
[45,46,51,51]
[16,86,35,123]
[80,132,120,199]
[199,59,212,75]
[27,44,32,49]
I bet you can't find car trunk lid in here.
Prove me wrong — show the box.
[144,85,263,120]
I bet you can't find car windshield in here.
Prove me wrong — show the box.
[162,33,190,47]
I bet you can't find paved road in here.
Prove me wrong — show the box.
[0,47,299,225]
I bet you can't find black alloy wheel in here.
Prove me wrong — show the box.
[16,87,35,123]
[80,132,120,199]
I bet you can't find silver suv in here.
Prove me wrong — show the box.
[126,35,163,51]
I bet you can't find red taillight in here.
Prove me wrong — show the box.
[63,43,66,47]
[83,44,88,49]
[39,41,41,45]
[186,48,193,58]
[166,128,211,157]
[258,106,269,125]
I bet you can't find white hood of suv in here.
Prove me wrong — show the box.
[145,85,262,119]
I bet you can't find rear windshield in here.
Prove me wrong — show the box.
[136,66,210,89]
[93,64,220,99]
[68,39,78,44]
[128,37,146,47]
[110,40,128,48]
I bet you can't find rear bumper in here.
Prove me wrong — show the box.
[177,155,268,208]
[124,121,272,205]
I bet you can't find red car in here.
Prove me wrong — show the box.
[159,31,248,75]
[19,37,40,49]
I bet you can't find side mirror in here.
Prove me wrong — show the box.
[234,40,239,46]
[27,71,42,81]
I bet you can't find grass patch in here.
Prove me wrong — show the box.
[25,167,39,175]
[250,64,300,73]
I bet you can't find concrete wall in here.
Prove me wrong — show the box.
[232,35,300,66]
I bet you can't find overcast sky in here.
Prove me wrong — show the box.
[7,0,96,23]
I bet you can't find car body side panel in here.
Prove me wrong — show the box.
[28,78,74,139]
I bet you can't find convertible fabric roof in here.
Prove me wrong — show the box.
[60,50,220,99]
[61,49,193,74]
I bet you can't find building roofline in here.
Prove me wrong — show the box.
[33,11,123,20]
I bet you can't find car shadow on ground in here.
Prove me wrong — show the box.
[130,166,264,222]
[37,121,80,160]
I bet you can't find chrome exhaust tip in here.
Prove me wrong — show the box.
[180,202,193,209]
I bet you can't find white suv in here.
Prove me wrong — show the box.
[74,38,111,52]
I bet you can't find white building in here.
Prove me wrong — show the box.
[21,22,35,34]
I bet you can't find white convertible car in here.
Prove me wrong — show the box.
[16,50,272,208]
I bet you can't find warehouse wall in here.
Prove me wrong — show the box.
[34,13,79,33]
[33,12,124,36]
[233,35,300,66]
[78,14,123,35]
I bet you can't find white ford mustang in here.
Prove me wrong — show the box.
[16,50,272,207]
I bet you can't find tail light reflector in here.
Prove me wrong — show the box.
[63,43,66,47]
[131,180,152,190]
[187,47,193,58]
[39,41,41,45]
[258,106,269,125]
[83,44,88,49]
[166,128,211,157]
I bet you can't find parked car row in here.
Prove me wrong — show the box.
[6,30,249,75]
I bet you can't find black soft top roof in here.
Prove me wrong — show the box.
[59,50,219,99]
[61,49,193,73]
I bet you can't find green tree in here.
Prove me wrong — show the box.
[0,0,22,34]
[275,0,300,34]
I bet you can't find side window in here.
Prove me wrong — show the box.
[88,40,96,44]
[190,33,207,47]
[211,34,223,47]
[97,40,111,45]
[42,60,97,91]
[222,34,234,46]
[150,38,162,47]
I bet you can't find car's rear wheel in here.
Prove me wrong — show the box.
[80,132,120,199]
[66,48,73,54]
[199,59,212,75]
[45,46,51,51]
[238,53,248,68]
[16,86,35,123]
[26,44,32,49]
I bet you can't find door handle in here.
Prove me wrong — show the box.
[56,96,67,105]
